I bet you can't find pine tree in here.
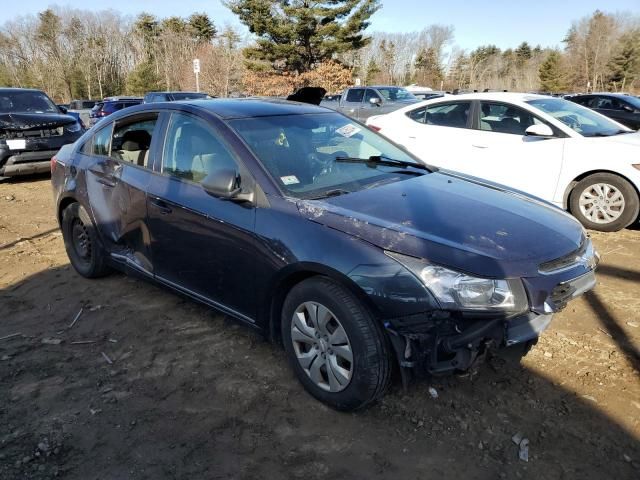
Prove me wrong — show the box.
[539,51,567,92]
[365,59,380,85]
[607,30,640,89]
[414,47,443,87]
[515,41,532,67]
[188,13,217,43]
[126,60,161,95]
[226,0,380,73]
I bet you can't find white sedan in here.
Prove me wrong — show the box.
[366,92,640,231]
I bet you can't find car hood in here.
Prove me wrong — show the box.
[597,131,640,146]
[296,171,584,278]
[0,112,76,131]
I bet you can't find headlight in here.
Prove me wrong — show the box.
[386,251,528,313]
[65,122,82,133]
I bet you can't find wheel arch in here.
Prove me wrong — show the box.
[57,195,79,225]
[562,169,640,211]
[264,262,383,346]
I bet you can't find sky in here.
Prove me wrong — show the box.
[0,0,638,50]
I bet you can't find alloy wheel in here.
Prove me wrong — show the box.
[578,182,625,224]
[290,301,353,392]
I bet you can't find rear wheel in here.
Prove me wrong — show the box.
[281,277,392,411]
[570,173,639,232]
[61,203,111,278]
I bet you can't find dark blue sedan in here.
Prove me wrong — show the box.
[51,99,598,411]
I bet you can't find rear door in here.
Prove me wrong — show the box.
[145,111,258,321]
[460,101,565,201]
[399,100,474,168]
[83,112,161,272]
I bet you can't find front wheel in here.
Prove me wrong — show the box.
[281,277,392,411]
[570,173,639,232]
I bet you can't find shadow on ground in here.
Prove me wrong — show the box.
[1,264,638,479]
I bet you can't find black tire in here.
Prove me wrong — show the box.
[281,277,392,411]
[61,202,112,278]
[569,173,639,232]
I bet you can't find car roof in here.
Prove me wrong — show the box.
[437,92,551,103]
[578,92,634,98]
[0,88,45,93]
[173,98,332,119]
[146,91,204,95]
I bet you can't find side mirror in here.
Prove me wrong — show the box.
[525,124,554,137]
[369,97,382,106]
[622,104,634,113]
[201,168,254,203]
[58,105,68,114]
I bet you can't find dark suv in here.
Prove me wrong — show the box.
[569,93,640,130]
[89,97,142,126]
[143,91,211,103]
[51,99,598,411]
[0,88,83,179]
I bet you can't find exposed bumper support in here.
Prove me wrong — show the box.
[385,311,554,381]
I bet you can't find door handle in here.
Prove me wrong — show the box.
[472,144,488,149]
[96,177,117,188]
[408,136,416,139]
[150,198,172,215]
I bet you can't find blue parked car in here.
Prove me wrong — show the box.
[51,99,598,411]
[89,96,142,126]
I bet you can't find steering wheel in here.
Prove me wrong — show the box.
[563,114,582,130]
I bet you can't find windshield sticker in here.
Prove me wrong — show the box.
[280,175,300,185]
[336,124,361,138]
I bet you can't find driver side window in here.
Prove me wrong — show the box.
[162,113,238,183]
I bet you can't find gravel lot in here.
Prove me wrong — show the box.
[1,176,639,479]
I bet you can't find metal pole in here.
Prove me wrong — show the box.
[196,71,200,93]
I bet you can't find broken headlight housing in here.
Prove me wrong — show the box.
[386,251,528,314]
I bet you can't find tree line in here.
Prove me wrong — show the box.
[0,2,638,102]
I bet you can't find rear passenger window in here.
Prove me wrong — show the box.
[162,113,238,183]
[110,116,158,167]
[345,88,364,103]
[424,102,470,128]
[91,125,113,156]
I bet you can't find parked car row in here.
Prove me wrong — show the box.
[51,98,598,410]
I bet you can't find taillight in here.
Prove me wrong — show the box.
[368,124,381,132]
[51,155,57,174]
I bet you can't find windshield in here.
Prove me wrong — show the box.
[526,98,630,137]
[376,87,417,102]
[0,91,59,114]
[623,96,640,109]
[229,113,428,199]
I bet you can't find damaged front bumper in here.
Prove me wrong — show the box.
[384,310,552,380]
[383,266,597,383]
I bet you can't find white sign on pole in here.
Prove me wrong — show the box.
[355,77,361,86]
[193,59,201,92]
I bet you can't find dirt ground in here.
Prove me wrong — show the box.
[1,176,639,480]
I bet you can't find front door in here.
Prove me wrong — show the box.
[146,111,257,321]
[461,101,565,202]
